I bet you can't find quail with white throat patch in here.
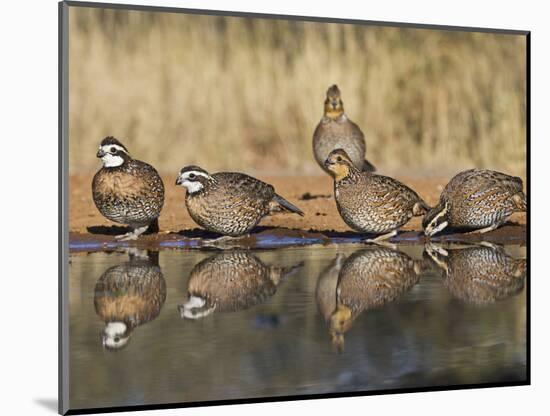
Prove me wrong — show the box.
[325,149,429,243]
[94,249,166,350]
[423,169,527,237]
[423,242,526,304]
[313,84,376,174]
[178,252,302,320]
[92,136,165,241]
[175,166,304,237]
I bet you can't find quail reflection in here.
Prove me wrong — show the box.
[315,253,346,330]
[179,252,302,320]
[317,247,423,353]
[94,249,166,350]
[424,242,526,304]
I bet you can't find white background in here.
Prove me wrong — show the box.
[0,0,545,415]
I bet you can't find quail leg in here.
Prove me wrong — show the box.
[202,234,250,248]
[363,230,398,249]
[476,241,504,251]
[465,222,502,235]
[115,225,149,241]
[365,230,398,243]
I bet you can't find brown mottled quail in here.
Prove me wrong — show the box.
[92,136,165,241]
[175,165,304,237]
[326,247,423,352]
[423,169,527,237]
[325,149,429,243]
[424,242,526,305]
[178,252,302,320]
[94,249,166,350]
[315,253,346,325]
[313,84,376,174]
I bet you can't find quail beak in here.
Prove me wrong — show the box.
[175,176,183,186]
[97,149,106,158]
[324,159,334,168]
[331,101,338,110]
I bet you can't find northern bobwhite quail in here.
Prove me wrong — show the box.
[92,136,165,241]
[175,166,304,237]
[423,169,527,237]
[94,249,166,350]
[313,84,375,174]
[178,252,302,320]
[326,247,423,352]
[424,242,526,305]
[325,149,429,243]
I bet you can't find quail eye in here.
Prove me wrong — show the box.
[336,156,342,162]
[188,173,196,179]
[114,337,120,343]
[110,147,117,153]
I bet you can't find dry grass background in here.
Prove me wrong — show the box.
[69,7,527,177]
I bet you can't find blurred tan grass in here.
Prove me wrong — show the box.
[69,7,527,176]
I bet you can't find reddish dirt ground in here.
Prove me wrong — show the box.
[69,173,526,250]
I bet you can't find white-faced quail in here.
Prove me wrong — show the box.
[424,242,526,304]
[423,169,527,237]
[94,249,166,350]
[175,165,304,237]
[178,252,302,320]
[92,136,165,241]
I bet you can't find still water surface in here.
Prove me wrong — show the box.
[69,243,527,411]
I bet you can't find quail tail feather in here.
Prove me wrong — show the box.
[512,192,527,211]
[362,159,376,173]
[272,261,305,283]
[272,194,305,216]
[413,199,431,216]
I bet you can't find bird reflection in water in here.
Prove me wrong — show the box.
[316,247,424,353]
[424,241,526,304]
[94,249,166,350]
[178,252,302,320]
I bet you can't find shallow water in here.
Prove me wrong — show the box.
[68,243,527,411]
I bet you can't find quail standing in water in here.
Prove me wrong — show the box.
[178,252,302,320]
[175,166,304,237]
[325,149,429,243]
[424,242,526,304]
[324,247,423,352]
[92,136,165,241]
[423,169,527,237]
[313,84,375,174]
[94,249,166,350]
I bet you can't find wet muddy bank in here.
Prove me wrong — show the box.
[69,223,527,253]
[69,173,527,252]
